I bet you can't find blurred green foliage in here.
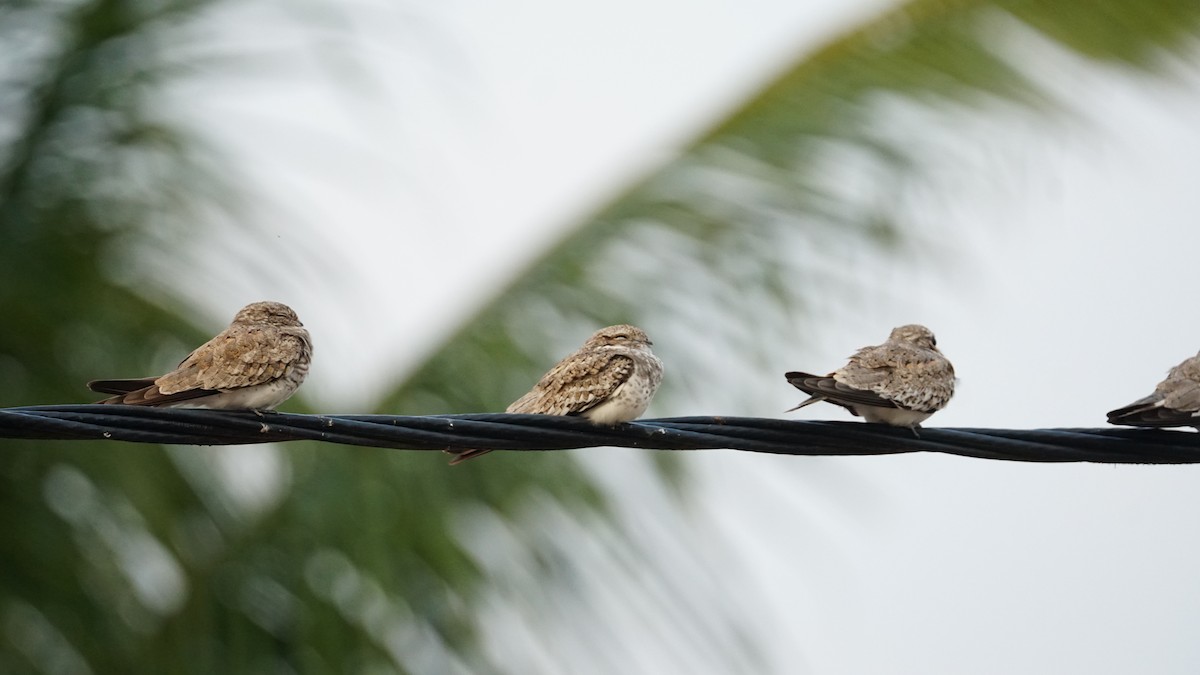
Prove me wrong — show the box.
[0,1,604,671]
[2,0,1199,672]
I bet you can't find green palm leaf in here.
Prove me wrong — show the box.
[2,0,1198,673]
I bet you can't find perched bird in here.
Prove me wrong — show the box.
[1107,351,1200,427]
[88,301,312,410]
[785,324,954,428]
[447,324,664,464]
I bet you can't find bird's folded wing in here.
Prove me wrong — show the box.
[158,327,303,394]
[1107,395,1198,427]
[1109,378,1200,427]
[508,353,635,416]
[99,383,219,406]
[785,371,903,410]
[88,376,218,405]
[87,377,157,395]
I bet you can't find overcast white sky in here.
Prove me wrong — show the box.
[175,0,1200,672]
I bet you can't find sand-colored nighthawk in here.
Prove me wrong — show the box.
[448,324,663,464]
[1107,351,1200,428]
[785,324,954,428]
[88,301,311,410]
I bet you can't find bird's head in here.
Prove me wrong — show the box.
[586,324,654,350]
[234,301,303,328]
[889,324,938,351]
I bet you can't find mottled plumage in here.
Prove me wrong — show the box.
[448,324,663,464]
[88,301,311,410]
[785,324,954,428]
[1107,351,1200,427]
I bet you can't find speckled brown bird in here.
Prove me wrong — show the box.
[87,301,311,410]
[447,324,664,464]
[785,324,954,429]
[1107,351,1200,427]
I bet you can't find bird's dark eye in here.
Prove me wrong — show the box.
[931,336,937,346]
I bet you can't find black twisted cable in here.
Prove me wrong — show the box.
[0,405,1197,464]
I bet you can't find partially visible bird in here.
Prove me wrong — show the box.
[1107,351,1200,427]
[785,324,954,429]
[447,324,664,464]
[88,301,312,410]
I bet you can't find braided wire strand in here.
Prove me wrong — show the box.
[0,405,1197,464]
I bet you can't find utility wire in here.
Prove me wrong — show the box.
[0,405,1196,464]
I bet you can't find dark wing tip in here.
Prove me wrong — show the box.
[87,378,156,395]
[784,371,820,388]
[91,383,218,407]
[1107,404,1198,428]
[446,448,492,465]
[788,374,905,412]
